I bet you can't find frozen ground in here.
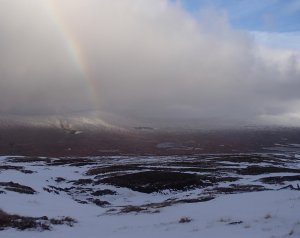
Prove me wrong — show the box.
[0,154,300,237]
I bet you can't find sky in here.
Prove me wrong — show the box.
[175,0,300,49]
[176,0,300,31]
[0,0,299,126]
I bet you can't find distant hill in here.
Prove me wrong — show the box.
[0,112,300,156]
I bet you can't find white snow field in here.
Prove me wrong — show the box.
[0,154,299,238]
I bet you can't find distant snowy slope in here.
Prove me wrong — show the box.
[0,111,123,131]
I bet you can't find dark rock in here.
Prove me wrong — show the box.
[0,182,36,194]
[100,171,212,193]
[91,189,116,196]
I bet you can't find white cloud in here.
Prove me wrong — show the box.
[252,31,300,50]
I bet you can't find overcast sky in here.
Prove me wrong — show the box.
[0,0,299,125]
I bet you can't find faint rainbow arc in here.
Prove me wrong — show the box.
[44,0,100,110]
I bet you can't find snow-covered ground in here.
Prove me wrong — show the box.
[0,154,299,238]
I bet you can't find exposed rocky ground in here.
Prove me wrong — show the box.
[1,153,300,216]
[0,210,76,231]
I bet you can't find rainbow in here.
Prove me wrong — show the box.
[43,0,100,110]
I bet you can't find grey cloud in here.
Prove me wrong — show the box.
[0,0,299,125]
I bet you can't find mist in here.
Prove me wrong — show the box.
[0,0,300,125]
